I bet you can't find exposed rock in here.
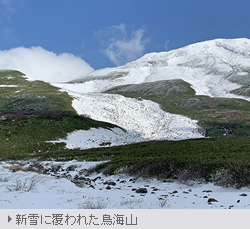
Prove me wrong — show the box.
[78,169,88,175]
[74,175,79,180]
[50,164,62,173]
[203,190,212,193]
[106,186,111,190]
[104,181,116,186]
[63,174,72,181]
[161,195,168,197]
[89,185,95,189]
[183,191,189,194]
[135,188,148,194]
[66,165,77,171]
[207,198,218,204]
[71,175,92,187]
[73,181,85,188]
[240,193,247,197]
[92,176,102,182]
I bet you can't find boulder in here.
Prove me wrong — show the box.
[207,198,218,204]
[104,181,116,186]
[135,188,148,194]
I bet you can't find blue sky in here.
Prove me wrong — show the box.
[1,0,250,71]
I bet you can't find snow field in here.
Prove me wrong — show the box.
[1,161,250,209]
[50,127,146,149]
[68,92,204,140]
[72,38,250,100]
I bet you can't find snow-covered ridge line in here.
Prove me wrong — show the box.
[71,38,250,100]
[53,38,250,144]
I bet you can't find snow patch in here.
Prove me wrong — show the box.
[50,128,146,149]
[64,91,204,140]
[0,85,17,87]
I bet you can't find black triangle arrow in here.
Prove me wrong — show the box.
[8,215,12,223]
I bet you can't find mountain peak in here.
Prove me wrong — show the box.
[72,38,250,99]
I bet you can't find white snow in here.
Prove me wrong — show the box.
[65,38,250,100]
[0,85,17,87]
[51,38,250,145]
[1,160,249,209]
[2,38,250,210]
[49,127,146,149]
[61,91,204,141]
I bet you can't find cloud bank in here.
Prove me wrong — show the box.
[0,46,94,82]
[99,24,149,66]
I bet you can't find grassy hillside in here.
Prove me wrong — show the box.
[0,70,75,113]
[105,80,250,137]
[2,70,250,187]
[39,136,250,188]
[0,70,116,160]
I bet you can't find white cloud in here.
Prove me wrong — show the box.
[100,24,149,66]
[0,46,94,82]
[164,40,170,50]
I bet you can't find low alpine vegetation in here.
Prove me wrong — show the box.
[0,70,116,160]
[55,137,250,188]
[6,176,39,192]
[106,79,250,137]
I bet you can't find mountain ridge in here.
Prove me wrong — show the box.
[1,39,250,187]
[70,38,250,100]
[54,38,250,140]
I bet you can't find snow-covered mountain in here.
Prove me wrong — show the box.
[54,38,250,144]
[69,38,250,99]
[2,39,250,210]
